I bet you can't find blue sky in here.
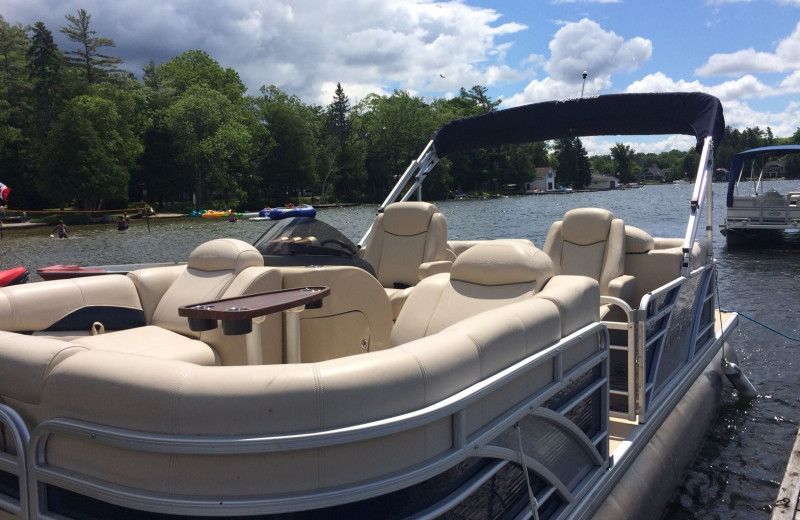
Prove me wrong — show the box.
[3,0,799,154]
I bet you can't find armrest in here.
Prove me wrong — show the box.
[0,276,144,333]
[606,274,636,306]
[533,275,599,336]
[418,260,453,280]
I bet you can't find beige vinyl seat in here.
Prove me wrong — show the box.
[276,265,393,362]
[623,225,707,304]
[0,239,276,429]
[542,208,635,311]
[120,238,282,366]
[391,240,554,346]
[360,201,452,318]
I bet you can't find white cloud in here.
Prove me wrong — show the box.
[5,0,528,105]
[708,0,800,5]
[503,18,649,107]
[722,99,800,137]
[545,18,651,82]
[696,20,800,75]
[583,135,696,156]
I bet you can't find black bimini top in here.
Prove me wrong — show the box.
[726,145,800,207]
[433,92,725,158]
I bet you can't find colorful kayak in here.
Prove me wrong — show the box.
[0,266,29,286]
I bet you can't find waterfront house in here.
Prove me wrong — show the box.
[639,167,666,183]
[589,174,617,190]
[524,167,556,193]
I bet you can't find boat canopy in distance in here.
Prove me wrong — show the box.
[432,92,724,158]
[726,145,800,207]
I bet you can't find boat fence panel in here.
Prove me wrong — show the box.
[421,349,611,519]
[0,404,29,519]
[25,323,608,519]
[603,302,638,422]
[638,263,717,422]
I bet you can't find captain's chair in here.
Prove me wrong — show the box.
[390,240,554,346]
[542,208,635,307]
[360,201,452,318]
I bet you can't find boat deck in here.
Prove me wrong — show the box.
[771,427,800,520]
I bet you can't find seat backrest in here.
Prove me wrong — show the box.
[390,240,554,346]
[147,239,264,337]
[624,225,705,304]
[542,208,625,295]
[279,265,393,362]
[361,202,449,289]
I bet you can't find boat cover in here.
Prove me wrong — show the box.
[725,144,800,207]
[433,92,725,158]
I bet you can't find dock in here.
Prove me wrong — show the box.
[771,427,800,519]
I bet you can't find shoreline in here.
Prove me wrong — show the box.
[0,212,187,229]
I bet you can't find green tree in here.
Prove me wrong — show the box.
[40,94,141,211]
[163,84,252,208]
[254,85,318,204]
[158,50,246,103]
[610,143,636,183]
[458,85,502,113]
[359,91,440,201]
[60,9,122,85]
[319,82,368,202]
[329,82,350,149]
[554,137,591,188]
[27,21,62,137]
[0,15,30,121]
[591,155,614,176]
[0,15,34,207]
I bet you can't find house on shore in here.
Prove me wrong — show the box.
[639,166,666,183]
[589,174,617,190]
[524,167,556,193]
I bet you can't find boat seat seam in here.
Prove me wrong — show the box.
[170,366,194,493]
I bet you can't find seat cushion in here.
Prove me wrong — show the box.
[72,326,218,366]
[0,331,87,405]
[391,241,554,346]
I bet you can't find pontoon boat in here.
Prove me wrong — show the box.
[0,92,751,520]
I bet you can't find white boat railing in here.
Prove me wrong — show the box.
[0,404,29,519]
[604,253,729,424]
[637,263,718,423]
[23,322,609,519]
[683,136,715,276]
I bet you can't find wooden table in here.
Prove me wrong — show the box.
[178,287,330,364]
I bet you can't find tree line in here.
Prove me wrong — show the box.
[2,11,799,214]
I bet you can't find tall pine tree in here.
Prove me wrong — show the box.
[27,21,61,137]
[60,9,122,84]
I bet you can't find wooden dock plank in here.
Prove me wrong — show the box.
[771,427,800,520]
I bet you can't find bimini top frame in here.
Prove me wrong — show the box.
[362,92,724,273]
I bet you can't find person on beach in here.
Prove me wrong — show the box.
[56,220,68,238]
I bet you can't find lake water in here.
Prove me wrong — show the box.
[1,182,799,519]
